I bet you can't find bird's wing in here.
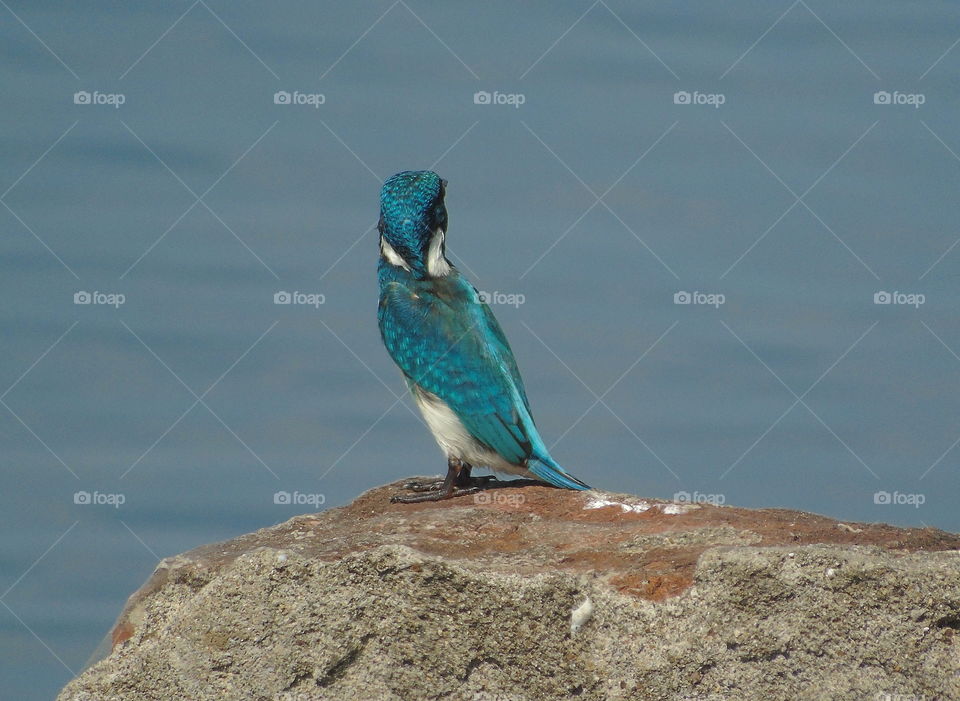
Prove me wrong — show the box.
[378,279,535,465]
[477,296,533,416]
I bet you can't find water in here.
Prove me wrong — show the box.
[2,2,959,697]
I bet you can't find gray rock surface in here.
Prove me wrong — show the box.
[58,481,960,700]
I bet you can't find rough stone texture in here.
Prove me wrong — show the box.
[58,480,960,700]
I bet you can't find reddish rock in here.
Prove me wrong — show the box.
[58,480,960,701]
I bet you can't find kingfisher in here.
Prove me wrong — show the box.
[377,170,590,503]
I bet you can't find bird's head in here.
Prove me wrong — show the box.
[378,170,450,277]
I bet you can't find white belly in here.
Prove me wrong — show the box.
[411,385,527,476]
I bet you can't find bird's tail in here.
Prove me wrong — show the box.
[527,454,590,491]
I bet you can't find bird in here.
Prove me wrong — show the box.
[376,170,590,503]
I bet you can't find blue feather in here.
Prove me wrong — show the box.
[527,455,590,491]
[377,170,591,491]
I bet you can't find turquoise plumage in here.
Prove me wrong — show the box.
[377,171,590,501]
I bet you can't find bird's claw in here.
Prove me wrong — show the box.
[392,461,502,504]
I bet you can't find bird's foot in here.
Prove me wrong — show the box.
[391,462,498,503]
[390,485,483,504]
[398,478,446,493]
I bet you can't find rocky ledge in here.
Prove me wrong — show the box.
[59,480,960,700]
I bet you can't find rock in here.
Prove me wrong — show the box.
[58,480,960,700]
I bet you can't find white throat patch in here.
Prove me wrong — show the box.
[426,228,451,277]
[380,236,410,271]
